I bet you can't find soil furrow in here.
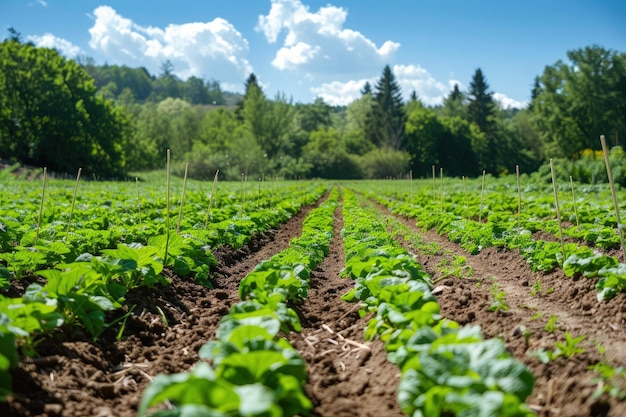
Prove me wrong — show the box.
[2,198,321,417]
[373,198,626,417]
[289,192,405,417]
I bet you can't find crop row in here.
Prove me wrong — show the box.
[340,188,535,417]
[139,186,339,416]
[0,178,328,402]
[351,179,626,301]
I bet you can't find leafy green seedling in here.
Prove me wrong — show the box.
[544,314,559,332]
[488,282,509,312]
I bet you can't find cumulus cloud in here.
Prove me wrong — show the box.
[310,78,375,106]
[28,33,82,57]
[257,0,399,77]
[87,6,253,90]
[493,92,527,109]
[310,65,461,106]
[393,64,459,106]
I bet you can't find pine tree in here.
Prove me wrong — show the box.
[442,83,466,118]
[365,65,406,149]
[360,81,372,95]
[467,68,496,133]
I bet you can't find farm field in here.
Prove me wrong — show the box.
[1,172,626,416]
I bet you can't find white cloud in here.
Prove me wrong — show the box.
[393,64,456,106]
[493,92,527,109]
[87,6,253,91]
[257,0,399,77]
[28,33,82,57]
[310,78,374,106]
[310,65,461,107]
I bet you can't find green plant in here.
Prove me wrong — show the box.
[530,279,542,297]
[554,332,586,358]
[528,331,585,363]
[590,361,626,400]
[529,311,543,321]
[544,314,559,332]
[488,283,509,312]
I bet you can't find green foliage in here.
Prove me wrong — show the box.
[488,283,509,312]
[340,189,534,417]
[528,332,586,363]
[0,38,127,177]
[355,147,411,179]
[531,45,626,157]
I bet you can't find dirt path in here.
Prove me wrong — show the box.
[289,192,404,417]
[375,198,626,417]
[2,201,318,417]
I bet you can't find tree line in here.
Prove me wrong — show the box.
[1,30,625,180]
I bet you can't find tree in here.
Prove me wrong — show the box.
[365,65,406,149]
[467,68,496,134]
[467,68,506,173]
[360,81,372,96]
[531,45,626,157]
[302,128,361,178]
[183,76,210,105]
[296,97,332,133]
[441,83,467,118]
[0,37,127,176]
[404,102,444,176]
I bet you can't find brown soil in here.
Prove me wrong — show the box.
[1,200,315,417]
[377,200,626,417]
[289,195,404,417]
[3,187,626,417]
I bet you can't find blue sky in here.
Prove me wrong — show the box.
[1,0,625,108]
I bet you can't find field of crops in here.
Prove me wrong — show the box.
[1,170,626,416]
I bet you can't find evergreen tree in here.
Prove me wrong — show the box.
[365,65,406,149]
[441,83,466,118]
[467,68,504,173]
[360,81,372,95]
[467,68,496,134]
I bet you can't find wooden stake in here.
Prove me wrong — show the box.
[516,165,521,233]
[176,163,189,234]
[569,176,579,227]
[204,170,219,229]
[35,167,47,245]
[600,135,626,261]
[479,170,486,223]
[550,159,566,262]
[164,149,171,264]
[440,167,444,214]
[241,172,246,213]
[136,177,142,229]
[463,176,469,221]
[64,167,82,241]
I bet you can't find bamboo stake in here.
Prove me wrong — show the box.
[569,176,579,227]
[64,167,82,241]
[440,168,444,214]
[550,159,566,262]
[479,170,486,223]
[600,135,626,261]
[463,176,469,221]
[516,165,521,233]
[241,173,246,213]
[176,162,189,234]
[136,177,142,229]
[432,165,436,198]
[35,167,47,245]
[164,149,171,264]
[204,170,219,229]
